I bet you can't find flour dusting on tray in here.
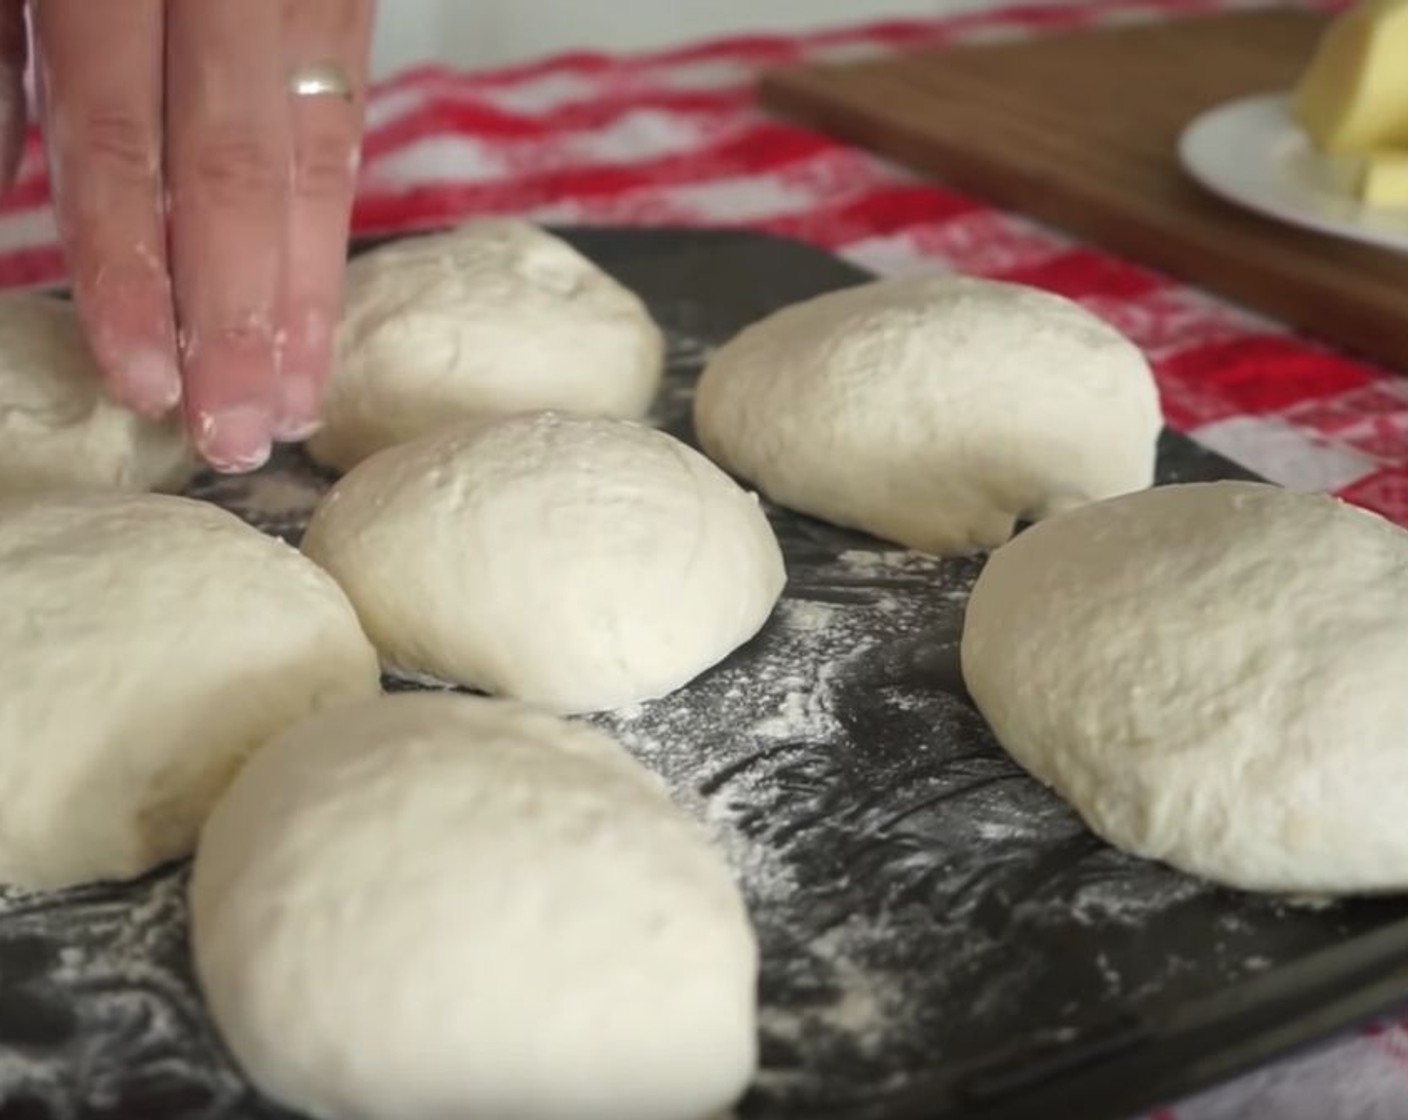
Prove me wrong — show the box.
[0,234,1372,1120]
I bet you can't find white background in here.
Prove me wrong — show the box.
[369,0,969,75]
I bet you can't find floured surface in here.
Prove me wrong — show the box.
[3,230,1408,1120]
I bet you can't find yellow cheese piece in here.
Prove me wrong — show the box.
[1358,149,1408,207]
[1293,0,1408,154]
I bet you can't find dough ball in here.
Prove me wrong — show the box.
[0,293,192,498]
[307,219,665,471]
[693,275,1161,555]
[961,481,1408,894]
[302,412,785,713]
[0,493,380,890]
[191,692,758,1120]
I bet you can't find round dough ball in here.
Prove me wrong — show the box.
[0,293,192,498]
[0,493,380,890]
[307,219,665,471]
[302,412,785,713]
[693,274,1162,555]
[191,692,757,1120]
[961,480,1408,894]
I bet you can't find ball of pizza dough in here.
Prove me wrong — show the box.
[307,220,664,471]
[191,692,758,1120]
[0,493,380,889]
[0,292,191,498]
[694,274,1161,555]
[301,412,786,713]
[962,481,1408,894]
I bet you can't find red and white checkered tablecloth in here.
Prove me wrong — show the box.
[3,1,1407,1116]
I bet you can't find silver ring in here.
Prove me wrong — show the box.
[289,61,355,101]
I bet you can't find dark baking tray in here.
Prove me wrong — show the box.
[2,227,1407,1120]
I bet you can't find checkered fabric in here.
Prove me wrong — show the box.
[1,1,1404,1116]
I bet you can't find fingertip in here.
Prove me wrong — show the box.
[192,404,273,474]
[71,265,183,419]
[177,322,281,472]
[272,413,322,443]
[107,348,183,419]
[273,309,330,441]
[272,372,324,442]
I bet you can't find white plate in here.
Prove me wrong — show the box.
[1178,91,1408,254]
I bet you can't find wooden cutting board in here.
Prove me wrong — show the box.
[760,8,1408,373]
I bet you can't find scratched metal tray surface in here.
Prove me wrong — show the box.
[3,228,1408,1120]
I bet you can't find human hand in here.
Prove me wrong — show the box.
[0,1,374,472]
